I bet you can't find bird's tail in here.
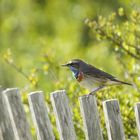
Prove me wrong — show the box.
[114,79,132,86]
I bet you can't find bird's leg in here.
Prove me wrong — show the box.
[88,86,104,96]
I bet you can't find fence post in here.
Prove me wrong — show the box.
[134,103,140,140]
[3,88,32,140]
[0,87,15,140]
[50,90,76,140]
[79,95,103,140]
[103,99,125,140]
[28,91,55,140]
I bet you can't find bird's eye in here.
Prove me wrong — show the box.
[70,63,74,66]
[69,62,78,67]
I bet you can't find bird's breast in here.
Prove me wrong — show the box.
[78,75,102,91]
[76,72,84,82]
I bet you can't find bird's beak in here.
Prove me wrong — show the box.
[61,63,69,67]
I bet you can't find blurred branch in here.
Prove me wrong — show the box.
[86,21,140,60]
[102,29,140,60]
[85,8,140,61]
[85,8,140,91]
[43,53,59,82]
[3,49,38,88]
[9,62,29,80]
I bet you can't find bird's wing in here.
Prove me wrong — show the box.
[83,64,117,81]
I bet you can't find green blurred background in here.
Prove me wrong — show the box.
[1,0,140,139]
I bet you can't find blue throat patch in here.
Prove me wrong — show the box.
[69,66,79,78]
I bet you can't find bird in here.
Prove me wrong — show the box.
[62,59,132,95]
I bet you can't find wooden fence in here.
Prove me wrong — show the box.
[0,87,140,140]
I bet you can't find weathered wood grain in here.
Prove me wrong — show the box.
[51,90,76,140]
[0,127,4,140]
[103,99,125,140]
[0,87,15,140]
[135,102,140,140]
[79,95,103,140]
[28,91,55,140]
[3,88,32,140]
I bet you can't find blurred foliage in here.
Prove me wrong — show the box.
[1,0,140,139]
[86,8,140,90]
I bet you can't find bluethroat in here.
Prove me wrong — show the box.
[62,59,132,95]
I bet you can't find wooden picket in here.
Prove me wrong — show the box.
[50,90,76,140]
[103,99,125,140]
[28,91,55,140]
[0,88,140,140]
[2,88,32,140]
[0,88,15,140]
[135,103,140,140]
[79,95,103,140]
